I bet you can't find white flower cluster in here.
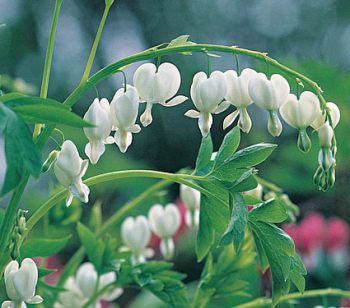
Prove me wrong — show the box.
[121,185,200,263]
[55,262,122,308]
[50,62,340,204]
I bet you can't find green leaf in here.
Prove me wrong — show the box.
[227,168,258,193]
[196,195,215,262]
[3,96,94,127]
[289,254,306,294]
[249,199,288,223]
[38,268,57,278]
[167,35,196,55]
[220,193,247,249]
[20,236,71,259]
[224,143,277,168]
[249,220,295,305]
[76,222,104,272]
[0,102,42,196]
[0,93,26,102]
[213,126,240,168]
[195,133,213,172]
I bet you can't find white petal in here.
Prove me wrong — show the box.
[184,109,200,118]
[223,110,239,129]
[127,124,141,134]
[70,179,89,204]
[1,301,12,308]
[26,295,43,304]
[180,185,200,211]
[104,136,115,144]
[12,259,38,301]
[114,130,132,153]
[85,141,105,165]
[76,263,97,298]
[198,112,213,137]
[161,95,188,107]
[140,102,153,127]
[55,141,82,178]
[213,101,230,114]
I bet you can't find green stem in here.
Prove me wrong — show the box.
[80,2,112,85]
[34,0,63,139]
[233,288,350,308]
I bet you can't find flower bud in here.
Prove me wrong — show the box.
[54,140,90,206]
[110,86,141,153]
[188,71,227,136]
[318,122,334,148]
[133,62,186,127]
[84,98,113,164]
[311,102,340,130]
[121,216,151,254]
[42,150,59,173]
[3,259,43,307]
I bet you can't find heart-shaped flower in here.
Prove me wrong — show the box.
[133,62,187,127]
[110,85,141,153]
[121,215,151,255]
[83,98,113,164]
[3,258,43,308]
[54,140,90,206]
[223,68,257,132]
[311,102,340,130]
[248,73,290,136]
[185,71,228,136]
[280,91,320,152]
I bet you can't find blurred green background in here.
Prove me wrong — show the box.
[1,0,350,307]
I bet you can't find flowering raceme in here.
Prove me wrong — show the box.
[185,71,228,136]
[223,68,257,133]
[83,98,113,164]
[2,258,43,308]
[133,62,187,127]
[110,85,141,153]
[248,73,290,136]
[54,140,90,206]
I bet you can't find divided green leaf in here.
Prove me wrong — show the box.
[248,199,288,223]
[195,133,213,173]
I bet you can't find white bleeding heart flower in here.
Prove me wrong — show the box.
[76,263,122,302]
[2,258,43,308]
[280,91,320,152]
[133,62,187,127]
[318,122,334,149]
[121,215,151,263]
[180,184,200,229]
[185,71,228,137]
[83,98,113,164]
[223,68,257,133]
[54,140,90,206]
[311,102,340,130]
[148,203,181,260]
[110,86,141,153]
[245,184,263,200]
[248,73,290,137]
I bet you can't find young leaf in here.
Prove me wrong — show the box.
[213,126,240,168]
[249,199,288,223]
[220,193,247,249]
[3,96,94,127]
[20,235,71,258]
[76,222,104,272]
[195,133,213,173]
[0,102,42,196]
[167,34,196,55]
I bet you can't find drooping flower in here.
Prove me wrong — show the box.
[248,73,290,136]
[133,62,187,127]
[180,184,200,229]
[121,215,152,264]
[2,258,43,308]
[223,68,258,133]
[83,98,113,164]
[185,71,228,136]
[110,85,141,153]
[56,263,122,308]
[148,203,181,260]
[311,102,340,131]
[280,91,320,152]
[54,140,90,206]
